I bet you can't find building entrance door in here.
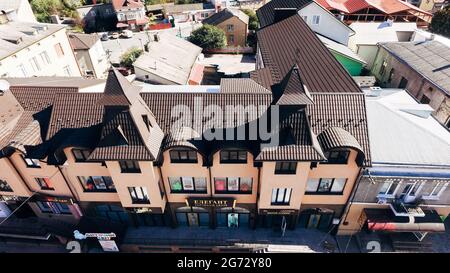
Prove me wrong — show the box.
[187,212,199,227]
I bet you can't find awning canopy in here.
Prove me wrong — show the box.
[364,208,445,233]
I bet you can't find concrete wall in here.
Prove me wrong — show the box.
[372,46,450,126]
[215,16,247,47]
[298,2,352,46]
[0,28,81,78]
[74,41,108,79]
[0,157,31,197]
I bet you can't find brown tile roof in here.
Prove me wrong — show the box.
[256,0,313,28]
[256,14,361,93]
[219,78,272,94]
[203,8,249,26]
[250,68,274,90]
[112,0,144,11]
[97,69,142,106]
[275,65,314,105]
[68,33,99,50]
[307,93,371,166]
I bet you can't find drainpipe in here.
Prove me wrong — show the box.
[254,164,261,230]
[57,165,83,219]
[207,164,215,229]
[157,165,176,228]
[339,167,365,236]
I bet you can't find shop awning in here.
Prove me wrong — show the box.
[364,208,445,233]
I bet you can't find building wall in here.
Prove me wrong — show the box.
[210,151,259,204]
[216,16,247,47]
[333,52,363,76]
[0,28,81,78]
[298,3,352,46]
[134,66,181,85]
[371,46,450,126]
[17,0,37,23]
[354,44,378,70]
[0,157,31,197]
[61,148,120,203]
[88,41,108,78]
[302,150,361,205]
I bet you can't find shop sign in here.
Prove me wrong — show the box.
[260,209,297,215]
[34,194,74,204]
[187,197,235,208]
[99,240,119,252]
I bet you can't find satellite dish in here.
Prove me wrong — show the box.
[0,79,10,92]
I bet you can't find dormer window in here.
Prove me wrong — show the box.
[220,150,247,164]
[142,115,152,131]
[275,161,297,175]
[324,150,350,164]
[169,149,197,163]
[22,156,40,168]
[72,148,91,162]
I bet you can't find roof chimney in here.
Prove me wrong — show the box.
[273,8,297,24]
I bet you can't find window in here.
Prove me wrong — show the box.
[312,15,320,25]
[227,24,234,32]
[324,151,349,164]
[228,34,235,44]
[271,188,292,205]
[54,43,65,57]
[39,51,51,64]
[119,160,141,173]
[378,179,401,197]
[128,186,150,204]
[423,181,449,200]
[17,64,27,77]
[301,15,308,22]
[214,177,252,194]
[306,178,347,194]
[420,94,431,104]
[169,149,198,163]
[35,178,54,190]
[0,179,12,192]
[23,157,40,168]
[36,201,71,214]
[72,148,91,162]
[275,161,297,174]
[398,77,408,89]
[29,57,41,72]
[78,176,116,192]
[63,65,71,76]
[388,68,394,83]
[220,150,247,163]
[379,60,387,76]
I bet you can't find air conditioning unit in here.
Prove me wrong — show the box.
[377,197,387,204]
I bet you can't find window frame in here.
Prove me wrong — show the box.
[305,178,347,195]
[128,186,150,204]
[214,177,253,194]
[169,149,198,164]
[274,161,297,175]
[323,150,350,164]
[422,181,449,200]
[312,15,320,25]
[169,177,207,193]
[0,179,13,192]
[71,148,91,162]
[271,188,292,205]
[219,150,248,164]
[377,179,401,198]
[119,160,141,173]
[77,176,116,192]
[22,156,41,168]
[35,177,54,191]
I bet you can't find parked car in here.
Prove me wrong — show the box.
[109,32,119,39]
[120,30,133,38]
[100,33,109,41]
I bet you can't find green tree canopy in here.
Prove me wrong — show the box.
[120,47,144,68]
[188,24,227,50]
[31,0,80,23]
[430,6,450,38]
[241,9,259,31]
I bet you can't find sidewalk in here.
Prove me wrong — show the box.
[123,226,338,253]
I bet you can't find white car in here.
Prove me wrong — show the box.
[121,30,133,38]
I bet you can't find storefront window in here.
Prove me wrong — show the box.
[169,177,207,193]
[214,177,253,194]
[215,178,227,192]
[194,178,207,192]
[182,177,194,191]
[227,177,239,191]
[240,178,252,192]
[78,176,116,192]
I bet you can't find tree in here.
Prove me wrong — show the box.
[188,24,227,50]
[430,6,450,38]
[241,8,258,31]
[30,0,62,23]
[120,47,144,68]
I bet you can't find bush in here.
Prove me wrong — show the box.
[188,24,227,50]
[241,9,259,31]
[430,6,450,38]
[120,48,144,68]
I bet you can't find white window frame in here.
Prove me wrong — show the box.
[377,179,402,198]
[312,15,320,25]
[422,181,449,200]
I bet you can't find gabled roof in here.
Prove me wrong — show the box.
[112,0,144,11]
[256,14,361,93]
[256,0,313,28]
[380,41,450,96]
[68,33,99,50]
[97,68,142,106]
[275,65,314,105]
[202,8,249,26]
